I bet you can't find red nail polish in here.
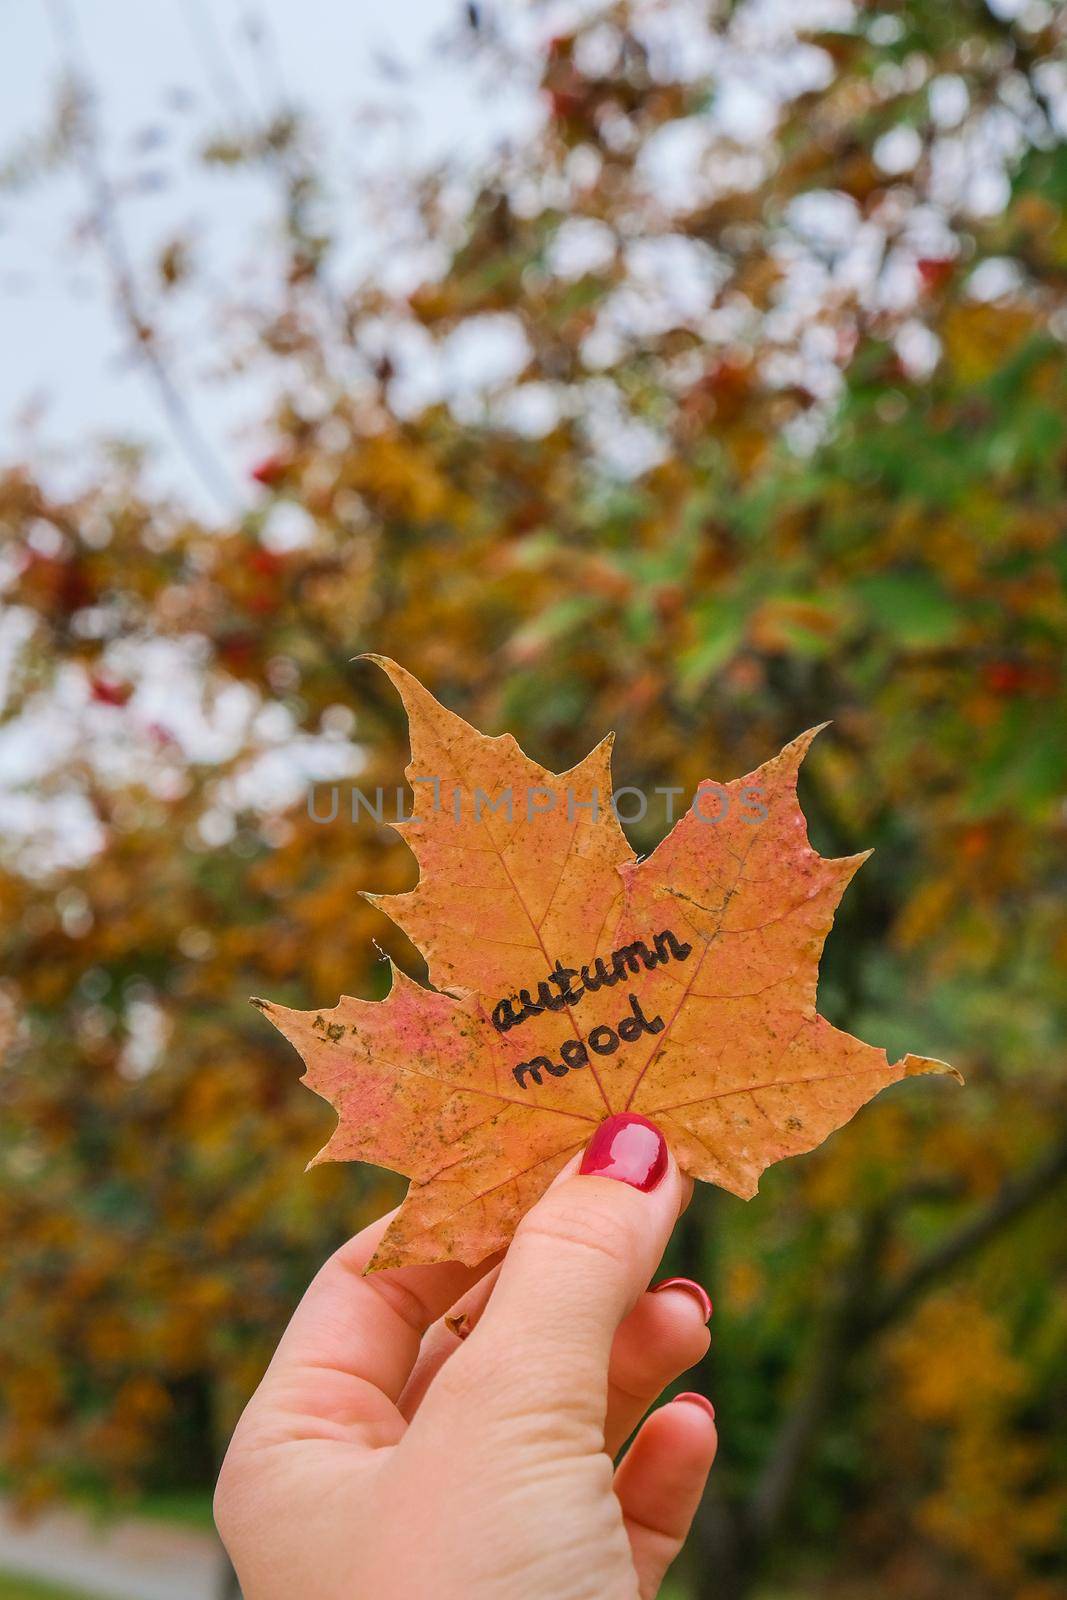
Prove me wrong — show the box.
[674,1392,716,1421]
[579,1113,668,1192]
[651,1277,713,1323]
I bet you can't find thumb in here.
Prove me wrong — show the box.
[453,1114,687,1428]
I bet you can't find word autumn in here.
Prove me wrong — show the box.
[491,927,693,1034]
[492,928,694,1092]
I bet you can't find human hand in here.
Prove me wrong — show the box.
[214,1113,717,1600]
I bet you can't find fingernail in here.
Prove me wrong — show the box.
[579,1113,668,1192]
[674,1392,716,1421]
[651,1277,713,1323]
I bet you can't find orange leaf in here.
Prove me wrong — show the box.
[257,660,960,1269]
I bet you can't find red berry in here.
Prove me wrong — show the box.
[249,453,288,487]
[248,548,285,578]
[917,257,954,291]
[90,676,132,707]
[983,661,1027,696]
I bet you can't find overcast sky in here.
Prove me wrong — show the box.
[0,0,554,512]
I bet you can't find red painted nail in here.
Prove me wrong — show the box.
[579,1113,668,1192]
[674,1392,716,1421]
[651,1277,713,1323]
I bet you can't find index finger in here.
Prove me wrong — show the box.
[256,1208,496,1436]
[433,1116,687,1432]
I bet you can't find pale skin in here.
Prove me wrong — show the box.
[215,1142,718,1599]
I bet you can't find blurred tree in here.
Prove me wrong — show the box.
[2,3,1066,1597]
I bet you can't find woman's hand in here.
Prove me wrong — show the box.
[214,1113,717,1600]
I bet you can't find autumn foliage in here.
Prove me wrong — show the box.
[1,5,1066,1598]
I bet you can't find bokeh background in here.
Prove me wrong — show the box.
[2,3,1066,1598]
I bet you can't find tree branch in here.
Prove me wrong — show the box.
[45,0,241,518]
[747,1205,889,1544]
[742,1131,1067,1557]
[864,1129,1067,1335]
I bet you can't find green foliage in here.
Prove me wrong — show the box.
[0,1577,101,1600]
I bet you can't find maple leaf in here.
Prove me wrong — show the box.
[257,659,961,1271]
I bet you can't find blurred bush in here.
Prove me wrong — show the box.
[1,4,1065,1598]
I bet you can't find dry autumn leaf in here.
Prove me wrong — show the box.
[256,659,960,1270]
